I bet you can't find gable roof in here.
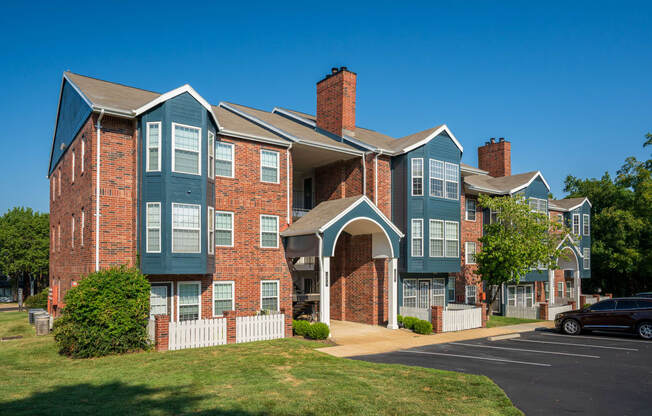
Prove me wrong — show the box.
[548,197,592,212]
[464,171,550,195]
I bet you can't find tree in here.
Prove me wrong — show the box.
[0,207,50,294]
[475,194,572,310]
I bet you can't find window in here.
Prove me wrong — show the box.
[583,214,590,236]
[411,158,423,196]
[465,285,477,305]
[444,162,459,199]
[260,149,279,183]
[150,285,169,318]
[51,177,55,201]
[403,279,417,307]
[58,170,61,195]
[544,282,550,301]
[566,280,574,299]
[172,203,201,253]
[216,142,234,178]
[556,282,564,299]
[445,221,459,257]
[81,138,85,173]
[572,214,580,235]
[208,131,215,179]
[80,208,84,246]
[490,209,499,224]
[529,197,547,213]
[178,282,200,321]
[429,159,443,197]
[207,207,214,255]
[411,219,423,257]
[213,282,234,316]
[590,299,615,311]
[71,150,75,183]
[466,199,476,221]
[146,122,161,172]
[261,280,279,311]
[583,248,590,269]
[465,242,476,264]
[71,215,75,248]
[172,123,201,175]
[616,300,639,310]
[146,202,161,253]
[508,285,533,307]
[215,211,234,247]
[429,220,443,257]
[260,215,279,248]
[557,214,564,224]
[432,278,446,306]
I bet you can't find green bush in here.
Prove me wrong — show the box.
[402,316,419,330]
[53,266,151,358]
[397,315,404,326]
[293,319,311,336]
[307,322,330,340]
[25,289,48,309]
[413,319,433,335]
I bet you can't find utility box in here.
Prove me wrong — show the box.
[35,315,50,336]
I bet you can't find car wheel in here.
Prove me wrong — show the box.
[562,319,581,335]
[637,322,652,340]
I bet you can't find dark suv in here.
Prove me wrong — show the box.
[555,298,652,339]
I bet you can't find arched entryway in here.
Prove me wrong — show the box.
[549,245,581,305]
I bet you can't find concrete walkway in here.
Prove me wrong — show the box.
[318,319,556,357]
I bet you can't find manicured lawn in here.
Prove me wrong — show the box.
[487,314,543,328]
[0,312,521,416]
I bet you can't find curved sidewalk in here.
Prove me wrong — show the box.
[318,319,556,357]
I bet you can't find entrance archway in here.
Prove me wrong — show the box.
[550,246,581,305]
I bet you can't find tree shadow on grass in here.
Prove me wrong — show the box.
[3,382,288,416]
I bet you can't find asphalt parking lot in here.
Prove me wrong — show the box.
[353,329,652,416]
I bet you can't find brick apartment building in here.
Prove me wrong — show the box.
[47,66,590,330]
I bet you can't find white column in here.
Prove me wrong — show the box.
[319,256,331,326]
[575,268,581,306]
[548,269,555,305]
[387,258,398,329]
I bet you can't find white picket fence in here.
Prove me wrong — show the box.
[505,304,541,319]
[399,306,431,322]
[168,318,227,350]
[147,318,156,343]
[442,305,482,332]
[548,304,574,320]
[236,313,285,343]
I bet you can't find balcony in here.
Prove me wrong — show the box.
[292,190,313,221]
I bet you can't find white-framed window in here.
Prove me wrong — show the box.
[80,208,84,247]
[216,141,234,178]
[507,285,534,307]
[71,214,75,248]
[411,219,423,257]
[429,159,444,197]
[403,279,417,308]
[572,213,580,235]
[146,122,161,172]
[260,215,279,248]
[172,203,201,253]
[490,209,499,224]
[445,221,459,257]
[260,149,279,183]
[429,219,444,257]
[207,206,214,255]
[208,131,215,179]
[566,280,574,299]
[544,282,550,301]
[465,242,477,264]
[178,282,201,321]
[556,282,564,299]
[261,280,279,311]
[465,285,477,305]
[81,138,85,173]
[466,199,476,221]
[583,248,590,269]
[444,162,459,200]
[71,150,75,183]
[146,202,161,253]
[432,278,446,306]
[583,214,590,236]
[215,211,234,247]
[213,281,234,317]
[172,123,201,175]
[58,170,61,196]
[411,158,423,196]
[557,213,564,224]
[51,177,55,201]
[529,197,547,213]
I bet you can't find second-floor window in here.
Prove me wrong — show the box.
[146,202,161,253]
[81,138,85,173]
[583,214,590,236]
[261,149,279,183]
[573,214,580,235]
[429,159,443,197]
[583,248,590,269]
[445,221,459,257]
[411,219,423,257]
[261,280,279,311]
[260,215,279,248]
[80,208,84,246]
[411,158,423,196]
[147,122,161,172]
[216,211,234,247]
[207,207,214,255]
[71,215,75,248]
[429,220,443,257]
[71,150,75,183]
[172,123,201,175]
[529,197,547,213]
[208,132,215,179]
[465,242,476,264]
[444,162,458,199]
[216,142,234,178]
[172,203,201,253]
[466,199,476,221]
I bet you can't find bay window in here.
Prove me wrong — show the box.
[146,202,161,253]
[445,221,459,257]
[411,219,423,257]
[172,123,201,175]
[172,203,201,253]
[411,158,423,196]
[429,159,443,197]
[146,122,161,172]
[429,219,443,257]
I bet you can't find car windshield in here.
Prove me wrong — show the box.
[590,300,616,311]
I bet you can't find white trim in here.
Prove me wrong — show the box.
[95,109,104,271]
[207,206,214,255]
[460,164,488,175]
[329,216,396,258]
[465,241,477,265]
[317,195,404,238]
[411,218,424,257]
[260,280,280,311]
[271,107,316,127]
[71,214,75,248]
[215,211,234,247]
[151,281,174,321]
[220,102,299,142]
[583,247,590,269]
[260,149,280,184]
[399,124,464,154]
[71,149,75,183]
[146,202,162,253]
[212,281,235,317]
[548,197,592,212]
[444,221,459,257]
[465,198,477,221]
[572,213,580,235]
[429,219,444,258]
[444,162,459,200]
[207,131,215,179]
[219,129,292,147]
[429,159,444,198]
[215,141,235,178]
[171,122,202,176]
[583,214,590,236]
[411,158,424,196]
[171,202,202,253]
[80,208,84,247]
[465,284,477,304]
[177,281,201,321]
[260,214,279,249]
[81,138,85,173]
[508,171,551,194]
[556,233,582,254]
[146,122,162,172]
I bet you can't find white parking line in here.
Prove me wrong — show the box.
[513,339,638,351]
[402,350,551,367]
[539,332,651,344]
[450,342,600,358]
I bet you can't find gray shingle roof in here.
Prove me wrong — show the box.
[464,171,541,194]
[548,197,590,211]
[280,196,364,237]
[65,72,160,113]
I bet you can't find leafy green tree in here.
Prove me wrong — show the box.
[475,194,571,310]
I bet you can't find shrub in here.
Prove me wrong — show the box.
[402,316,419,330]
[25,289,48,309]
[53,266,150,358]
[397,315,404,326]
[307,322,330,340]
[413,319,433,335]
[293,319,311,336]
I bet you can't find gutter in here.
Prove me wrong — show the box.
[95,109,105,271]
[287,144,293,224]
[374,150,383,205]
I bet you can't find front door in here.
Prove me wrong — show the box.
[150,284,170,319]
[418,280,431,309]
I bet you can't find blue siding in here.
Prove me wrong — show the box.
[572,201,592,278]
[521,176,551,282]
[49,80,92,175]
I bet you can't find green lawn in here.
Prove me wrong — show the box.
[0,311,521,416]
[487,315,543,328]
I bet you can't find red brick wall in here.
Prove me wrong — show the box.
[315,158,364,203]
[478,139,511,177]
[316,68,356,136]
[455,192,484,302]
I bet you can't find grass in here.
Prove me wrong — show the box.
[0,311,521,416]
[487,314,543,328]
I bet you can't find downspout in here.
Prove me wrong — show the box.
[362,153,366,197]
[287,144,293,225]
[374,150,383,205]
[315,231,323,282]
[95,109,105,271]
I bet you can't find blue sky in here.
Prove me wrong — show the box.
[1,1,650,214]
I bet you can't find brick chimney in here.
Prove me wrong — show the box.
[316,66,356,136]
[478,137,511,177]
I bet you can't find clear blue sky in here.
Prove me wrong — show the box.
[1,1,650,214]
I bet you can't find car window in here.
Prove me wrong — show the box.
[590,300,616,311]
[636,300,652,309]
[616,300,639,310]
